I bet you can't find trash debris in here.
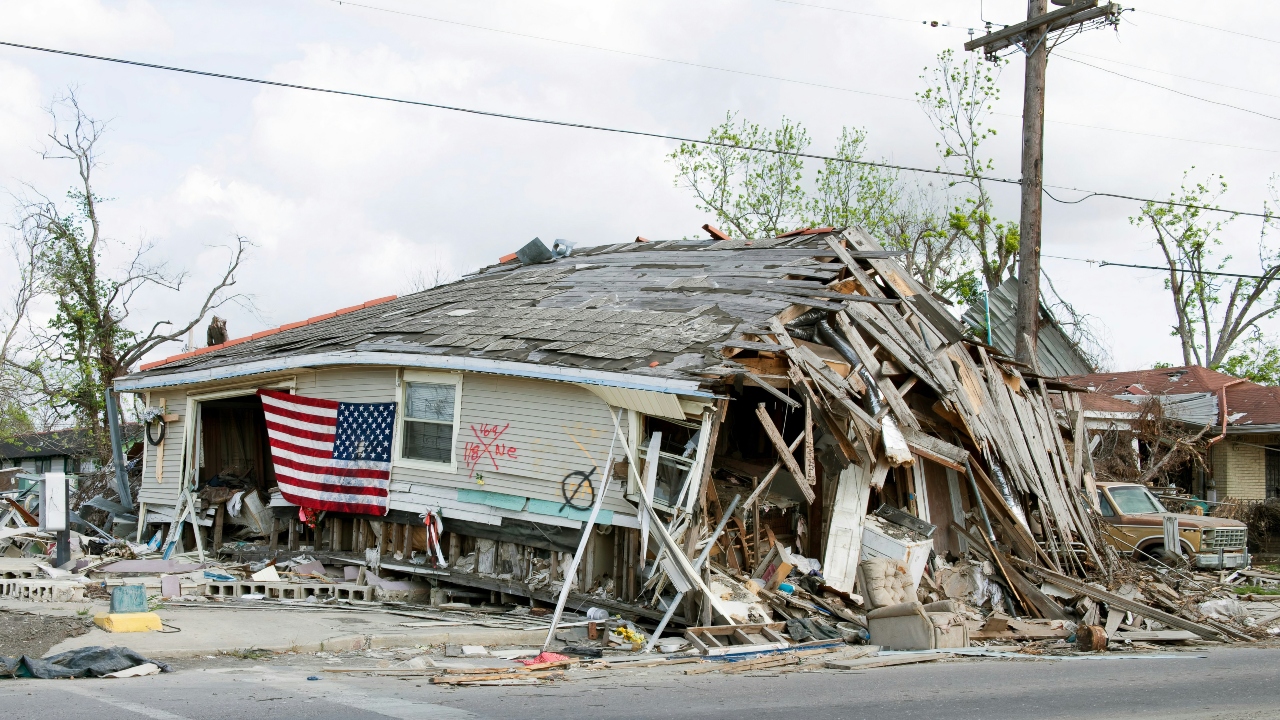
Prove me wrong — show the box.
[0,646,172,679]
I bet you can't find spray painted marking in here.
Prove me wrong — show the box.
[464,423,516,478]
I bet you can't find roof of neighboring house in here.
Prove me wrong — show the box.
[1063,366,1280,429]
[121,229,970,394]
[0,423,142,461]
[960,275,1095,378]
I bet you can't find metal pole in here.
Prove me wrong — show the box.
[643,494,742,652]
[984,291,993,345]
[104,388,134,511]
[964,459,997,543]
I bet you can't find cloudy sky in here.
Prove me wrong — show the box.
[0,0,1276,371]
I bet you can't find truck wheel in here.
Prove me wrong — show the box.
[1138,543,1184,566]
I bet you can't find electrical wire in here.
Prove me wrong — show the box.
[1043,254,1279,281]
[326,0,910,103]
[0,38,1271,219]
[1138,8,1280,46]
[326,0,1279,155]
[760,0,959,27]
[1056,50,1280,101]
[1056,54,1280,123]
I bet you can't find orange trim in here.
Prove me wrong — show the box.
[137,294,398,372]
[777,226,836,238]
[702,223,731,241]
[498,252,518,263]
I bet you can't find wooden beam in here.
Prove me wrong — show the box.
[965,1,1112,53]
[755,404,816,503]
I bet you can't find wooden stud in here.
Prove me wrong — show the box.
[288,518,298,551]
[269,516,280,556]
[449,531,461,564]
[803,396,816,486]
[211,503,225,552]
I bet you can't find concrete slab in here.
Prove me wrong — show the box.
[46,604,548,658]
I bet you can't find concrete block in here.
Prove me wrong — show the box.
[0,579,86,603]
[111,584,149,613]
[161,576,181,598]
[94,612,163,633]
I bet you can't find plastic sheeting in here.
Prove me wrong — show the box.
[0,645,173,679]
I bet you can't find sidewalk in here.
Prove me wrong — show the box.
[42,603,548,658]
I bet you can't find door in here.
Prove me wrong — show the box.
[1266,446,1280,500]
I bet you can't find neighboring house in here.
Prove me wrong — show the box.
[961,275,1096,378]
[0,425,140,492]
[1064,366,1280,501]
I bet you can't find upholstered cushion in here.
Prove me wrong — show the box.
[858,557,916,609]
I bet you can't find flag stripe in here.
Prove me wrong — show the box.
[260,388,340,413]
[258,388,394,516]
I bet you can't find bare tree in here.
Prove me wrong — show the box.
[4,91,252,453]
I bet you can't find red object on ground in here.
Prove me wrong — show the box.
[517,651,570,666]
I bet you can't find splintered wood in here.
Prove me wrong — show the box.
[727,227,1112,610]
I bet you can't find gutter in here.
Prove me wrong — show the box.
[112,350,714,397]
[1205,378,1246,448]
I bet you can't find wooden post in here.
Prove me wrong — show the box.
[211,503,225,552]
[288,518,298,551]
[269,516,280,556]
[1015,0,1049,368]
[449,531,461,564]
[624,529,636,601]
[752,477,761,567]
[582,531,596,592]
[401,522,412,558]
[803,396,815,485]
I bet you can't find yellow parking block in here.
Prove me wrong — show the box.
[93,612,163,633]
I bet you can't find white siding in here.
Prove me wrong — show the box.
[132,367,639,521]
[390,373,636,517]
[137,388,188,509]
[295,367,397,404]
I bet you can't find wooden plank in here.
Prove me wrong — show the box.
[900,428,969,472]
[740,371,801,409]
[825,654,949,671]
[722,339,788,353]
[755,404,816,504]
[803,395,816,485]
[1008,557,1227,642]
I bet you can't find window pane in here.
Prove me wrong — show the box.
[1097,491,1115,517]
[406,382,455,422]
[404,421,453,463]
[1109,486,1163,515]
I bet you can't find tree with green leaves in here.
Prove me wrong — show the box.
[1133,171,1280,374]
[5,92,251,457]
[668,114,977,300]
[917,49,1019,294]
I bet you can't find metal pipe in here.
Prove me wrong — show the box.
[643,494,742,653]
[104,388,134,512]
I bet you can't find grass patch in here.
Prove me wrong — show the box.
[1232,585,1280,595]
[220,647,274,660]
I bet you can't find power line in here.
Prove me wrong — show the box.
[0,38,1272,220]
[327,0,1278,155]
[760,0,960,27]
[1057,50,1280,101]
[327,0,910,103]
[1138,8,1280,46]
[1056,54,1280,123]
[1044,254,1279,281]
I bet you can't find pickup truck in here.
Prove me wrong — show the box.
[1095,481,1248,569]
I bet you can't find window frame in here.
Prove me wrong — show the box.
[393,369,463,473]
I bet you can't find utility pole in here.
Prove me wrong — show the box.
[965,1,1120,370]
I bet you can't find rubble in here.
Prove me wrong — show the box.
[3,227,1278,683]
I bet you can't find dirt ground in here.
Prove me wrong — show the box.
[0,608,93,659]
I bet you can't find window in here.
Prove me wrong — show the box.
[64,457,82,475]
[1108,485,1166,515]
[33,457,51,474]
[1096,491,1115,517]
[397,371,462,468]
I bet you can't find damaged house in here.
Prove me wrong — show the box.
[111,227,1125,637]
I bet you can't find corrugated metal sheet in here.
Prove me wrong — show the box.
[961,276,1094,377]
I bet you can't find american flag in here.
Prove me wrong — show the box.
[258,389,397,516]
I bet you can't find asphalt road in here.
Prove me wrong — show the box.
[3,647,1278,720]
